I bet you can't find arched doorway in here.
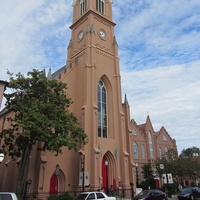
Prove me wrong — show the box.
[102,156,108,193]
[49,166,66,194]
[102,152,117,194]
[49,173,58,194]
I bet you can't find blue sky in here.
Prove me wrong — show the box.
[0,0,200,154]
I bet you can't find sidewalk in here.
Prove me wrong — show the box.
[168,194,177,200]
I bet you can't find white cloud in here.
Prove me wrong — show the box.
[0,0,71,80]
[121,61,200,153]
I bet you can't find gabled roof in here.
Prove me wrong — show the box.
[157,126,176,143]
[137,123,146,132]
[51,65,66,79]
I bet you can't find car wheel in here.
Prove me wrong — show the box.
[190,195,194,200]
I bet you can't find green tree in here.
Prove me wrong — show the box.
[141,162,156,189]
[180,146,200,158]
[155,148,200,188]
[0,69,88,195]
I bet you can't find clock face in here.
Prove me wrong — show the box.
[99,29,106,39]
[77,30,84,41]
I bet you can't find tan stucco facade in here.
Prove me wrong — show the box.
[0,0,177,198]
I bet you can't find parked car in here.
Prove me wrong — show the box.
[178,187,200,200]
[132,189,168,200]
[0,192,18,200]
[74,192,116,200]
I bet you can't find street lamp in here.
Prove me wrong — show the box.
[160,163,171,197]
[105,160,108,195]
[82,155,85,192]
[135,163,139,188]
[23,179,32,200]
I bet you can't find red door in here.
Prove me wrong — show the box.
[49,174,58,194]
[102,157,107,192]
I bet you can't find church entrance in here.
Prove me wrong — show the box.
[102,156,108,193]
[49,173,58,194]
[102,152,117,195]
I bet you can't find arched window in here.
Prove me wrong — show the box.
[164,147,168,154]
[148,132,154,158]
[96,0,105,14]
[132,129,137,135]
[164,147,168,159]
[133,142,138,159]
[80,0,87,15]
[163,135,167,141]
[159,147,162,159]
[141,145,145,159]
[98,80,107,138]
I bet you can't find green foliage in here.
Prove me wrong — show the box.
[180,146,200,158]
[141,162,156,189]
[140,177,156,190]
[154,148,200,187]
[141,162,154,179]
[0,69,88,158]
[0,69,88,194]
[47,192,73,200]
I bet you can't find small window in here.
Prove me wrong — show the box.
[163,135,167,141]
[96,0,105,14]
[133,142,138,159]
[80,0,87,15]
[131,129,137,135]
[141,145,145,159]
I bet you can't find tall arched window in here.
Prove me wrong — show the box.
[141,145,145,159]
[164,147,168,154]
[148,132,154,158]
[98,80,107,138]
[159,147,162,159]
[80,0,87,15]
[133,142,138,159]
[96,0,105,14]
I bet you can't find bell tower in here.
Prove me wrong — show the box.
[56,0,132,191]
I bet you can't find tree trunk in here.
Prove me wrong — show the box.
[16,144,32,196]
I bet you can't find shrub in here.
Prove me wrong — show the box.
[47,192,73,200]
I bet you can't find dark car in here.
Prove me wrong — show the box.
[178,187,200,200]
[133,189,168,200]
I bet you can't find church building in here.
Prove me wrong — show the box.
[0,0,177,198]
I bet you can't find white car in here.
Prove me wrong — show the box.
[74,192,116,200]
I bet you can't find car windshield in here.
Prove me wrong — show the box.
[181,188,192,194]
[75,194,88,200]
[137,190,150,196]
